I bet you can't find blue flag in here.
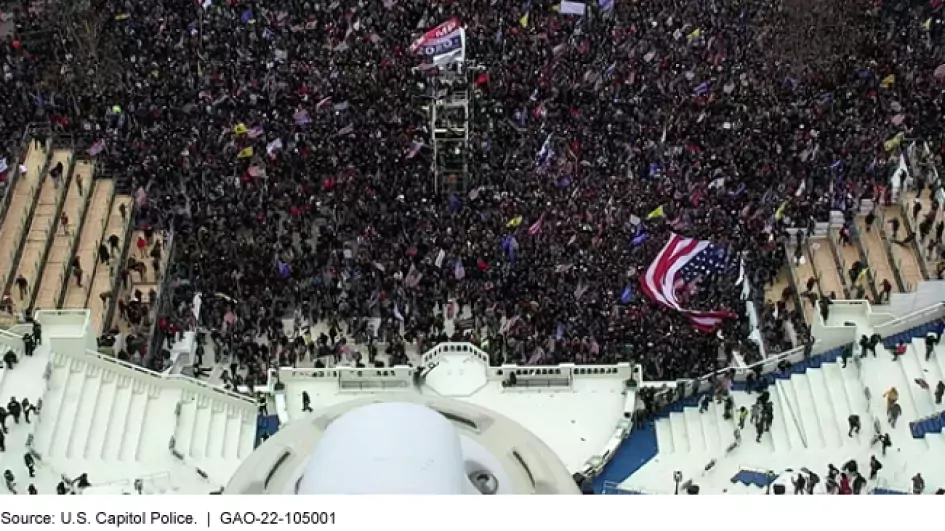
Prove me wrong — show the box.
[620,285,633,304]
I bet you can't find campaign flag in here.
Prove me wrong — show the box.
[620,285,633,304]
[405,264,422,288]
[528,214,544,236]
[413,30,464,58]
[640,234,739,332]
[406,140,424,159]
[247,125,265,139]
[599,0,614,11]
[559,1,586,15]
[694,81,710,95]
[435,249,446,268]
[87,139,105,157]
[277,261,291,278]
[454,259,466,280]
[293,110,311,125]
[266,138,283,157]
[237,147,254,159]
[409,18,461,53]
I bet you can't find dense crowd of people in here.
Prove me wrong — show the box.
[1,0,944,381]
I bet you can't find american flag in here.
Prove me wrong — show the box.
[640,234,738,332]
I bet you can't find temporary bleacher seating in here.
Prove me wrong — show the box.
[35,154,90,310]
[87,195,133,335]
[0,141,49,302]
[62,175,112,310]
[14,149,72,309]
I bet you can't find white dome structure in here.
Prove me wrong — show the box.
[225,395,579,495]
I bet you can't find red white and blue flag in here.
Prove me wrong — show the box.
[410,17,462,55]
[409,18,463,56]
[640,234,740,332]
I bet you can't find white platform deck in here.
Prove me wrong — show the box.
[281,352,629,473]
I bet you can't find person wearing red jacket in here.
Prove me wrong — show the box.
[838,473,852,495]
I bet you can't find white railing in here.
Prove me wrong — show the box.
[874,303,945,337]
[52,347,256,414]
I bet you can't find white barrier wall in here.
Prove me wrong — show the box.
[36,309,93,355]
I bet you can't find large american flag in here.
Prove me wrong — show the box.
[640,234,740,332]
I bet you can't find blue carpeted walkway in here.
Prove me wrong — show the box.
[592,421,658,493]
[255,414,280,447]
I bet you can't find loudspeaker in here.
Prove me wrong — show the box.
[686,485,700,495]
[773,484,786,495]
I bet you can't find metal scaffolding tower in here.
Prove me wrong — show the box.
[427,64,471,195]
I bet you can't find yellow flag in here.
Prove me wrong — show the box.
[774,201,787,221]
[115,13,130,21]
[507,216,523,228]
[923,18,932,30]
[884,132,904,152]
[237,147,254,159]
[234,123,248,135]
[687,28,702,42]
[646,205,665,220]
[519,13,529,28]
[551,3,560,11]
[880,75,895,88]
[856,268,868,283]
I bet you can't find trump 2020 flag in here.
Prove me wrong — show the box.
[640,234,738,332]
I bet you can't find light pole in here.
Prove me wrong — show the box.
[673,471,682,495]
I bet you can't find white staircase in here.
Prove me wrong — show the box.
[236,412,256,458]
[655,413,674,452]
[806,369,845,447]
[669,411,691,453]
[173,391,257,463]
[38,355,80,458]
[81,369,117,459]
[204,402,228,459]
[100,375,135,460]
[683,407,707,452]
[189,396,213,459]
[64,363,102,459]
[119,383,151,461]
[222,407,245,460]
[174,391,199,457]
[820,363,864,444]
[784,375,827,447]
